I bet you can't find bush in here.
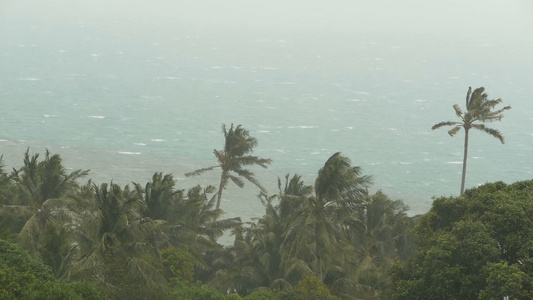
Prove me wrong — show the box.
[23,280,109,300]
[170,279,225,300]
[0,239,108,299]
[244,288,278,300]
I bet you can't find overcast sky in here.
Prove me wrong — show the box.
[3,0,532,39]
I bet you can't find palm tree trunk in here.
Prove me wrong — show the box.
[216,172,226,210]
[316,241,323,282]
[460,128,469,195]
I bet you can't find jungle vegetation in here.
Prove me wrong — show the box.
[1,118,528,299]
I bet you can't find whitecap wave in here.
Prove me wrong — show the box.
[118,152,141,155]
[18,77,40,81]
[151,139,164,142]
[134,143,147,146]
[288,125,318,129]
[446,161,463,164]
[88,116,105,119]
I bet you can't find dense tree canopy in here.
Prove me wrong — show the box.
[1,148,416,299]
[2,122,527,300]
[390,180,533,299]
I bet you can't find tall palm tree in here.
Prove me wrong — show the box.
[185,124,272,210]
[432,87,511,195]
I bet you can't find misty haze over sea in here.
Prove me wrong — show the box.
[1,0,532,219]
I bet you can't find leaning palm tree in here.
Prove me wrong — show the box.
[282,152,372,282]
[185,124,272,210]
[432,87,511,195]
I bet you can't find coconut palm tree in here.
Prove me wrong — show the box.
[3,150,89,277]
[283,152,372,282]
[185,124,272,210]
[66,182,166,286]
[142,172,183,221]
[11,149,89,206]
[432,87,511,195]
[213,185,314,295]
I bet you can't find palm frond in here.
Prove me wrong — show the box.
[471,125,505,143]
[432,121,461,130]
[270,278,292,290]
[447,125,462,136]
[479,105,511,122]
[126,257,167,284]
[184,165,219,177]
[235,155,272,168]
[481,98,503,109]
[229,174,245,188]
[0,204,34,220]
[235,169,267,192]
[452,104,464,119]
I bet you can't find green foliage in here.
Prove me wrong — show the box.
[23,280,109,300]
[170,278,225,300]
[0,239,107,299]
[114,283,173,300]
[0,239,53,280]
[144,172,182,221]
[11,149,89,206]
[1,149,418,300]
[0,267,36,299]
[226,293,244,300]
[296,275,331,296]
[161,246,195,282]
[244,288,277,299]
[479,262,533,300]
[390,180,533,299]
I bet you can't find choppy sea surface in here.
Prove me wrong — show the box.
[1,12,532,219]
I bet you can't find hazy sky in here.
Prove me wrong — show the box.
[3,0,532,38]
[1,0,532,209]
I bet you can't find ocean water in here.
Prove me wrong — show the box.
[1,3,533,220]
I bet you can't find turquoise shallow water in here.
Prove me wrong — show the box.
[1,8,532,219]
